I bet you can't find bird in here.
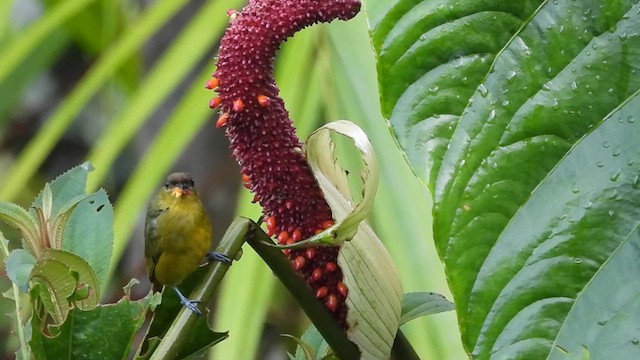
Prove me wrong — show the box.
[144,172,229,315]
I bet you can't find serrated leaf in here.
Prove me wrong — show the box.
[4,249,37,293]
[61,189,113,289]
[0,201,41,256]
[32,162,93,218]
[400,292,454,325]
[305,120,402,359]
[30,291,155,360]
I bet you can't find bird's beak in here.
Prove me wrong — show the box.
[171,187,183,198]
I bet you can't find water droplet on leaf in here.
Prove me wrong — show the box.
[478,83,488,97]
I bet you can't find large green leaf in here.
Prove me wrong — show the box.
[370,0,640,358]
[30,288,156,360]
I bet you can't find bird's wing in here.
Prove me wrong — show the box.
[144,204,168,280]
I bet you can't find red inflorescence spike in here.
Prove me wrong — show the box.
[216,112,230,128]
[214,0,361,330]
[242,174,250,183]
[205,77,219,89]
[257,95,271,107]
[232,98,244,112]
[209,97,222,109]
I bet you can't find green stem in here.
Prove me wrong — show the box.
[391,330,421,360]
[149,217,251,360]
[0,233,31,359]
[247,223,361,360]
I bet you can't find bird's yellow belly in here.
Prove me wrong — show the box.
[153,205,211,286]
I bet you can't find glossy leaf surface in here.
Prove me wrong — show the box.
[31,290,155,360]
[369,0,640,358]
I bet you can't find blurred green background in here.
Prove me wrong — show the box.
[0,0,465,358]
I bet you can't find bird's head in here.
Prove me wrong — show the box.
[164,172,196,198]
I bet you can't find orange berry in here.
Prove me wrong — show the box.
[326,294,339,312]
[209,97,222,109]
[322,220,334,229]
[311,268,322,282]
[257,95,270,107]
[337,282,348,298]
[293,256,305,270]
[205,77,219,89]
[232,98,244,112]
[216,113,229,128]
[277,231,289,244]
[266,216,277,232]
[305,248,316,260]
[325,262,337,272]
[315,287,328,299]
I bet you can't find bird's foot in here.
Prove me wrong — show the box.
[173,287,202,316]
[205,251,232,264]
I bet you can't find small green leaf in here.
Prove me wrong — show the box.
[41,183,53,220]
[0,202,41,256]
[30,290,155,360]
[4,249,37,293]
[400,292,455,325]
[285,333,317,360]
[293,325,332,360]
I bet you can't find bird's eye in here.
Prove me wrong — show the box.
[164,182,170,188]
